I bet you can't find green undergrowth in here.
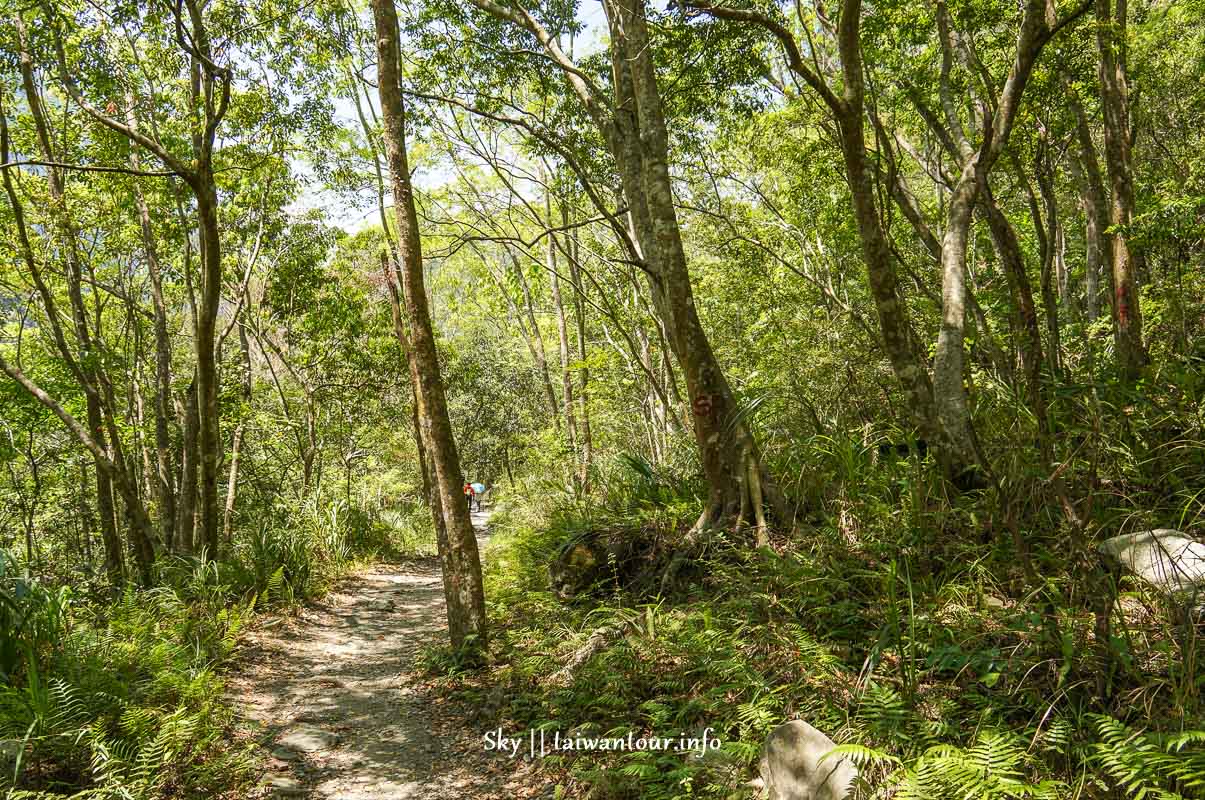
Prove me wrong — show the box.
[425,454,1205,799]
[0,498,433,799]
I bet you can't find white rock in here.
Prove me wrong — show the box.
[279,726,340,752]
[267,775,307,797]
[1099,529,1205,596]
[759,720,857,800]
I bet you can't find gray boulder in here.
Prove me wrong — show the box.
[758,720,857,800]
[1099,529,1205,597]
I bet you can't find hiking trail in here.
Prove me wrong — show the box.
[227,508,545,799]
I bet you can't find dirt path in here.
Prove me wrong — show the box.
[228,509,545,799]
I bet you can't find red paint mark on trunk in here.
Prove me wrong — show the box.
[1115,285,1130,324]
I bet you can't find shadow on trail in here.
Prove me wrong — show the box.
[227,509,533,799]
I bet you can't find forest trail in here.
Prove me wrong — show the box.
[228,508,535,799]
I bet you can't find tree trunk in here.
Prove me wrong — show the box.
[373,0,488,650]
[1067,84,1111,323]
[78,458,94,570]
[980,185,1050,453]
[568,221,593,489]
[1096,0,1147,379]
[546,185,578,457]
[381,253,436,510]
[177,377,200,555]
[513,252,560,426]
[125,97,178,552]
[932,164,984,478]
[222,307,252,544]
[195,186,223,560]
[606,0,783,528]
[1034,154,1066,378]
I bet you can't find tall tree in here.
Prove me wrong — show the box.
[1096,0,1147,379]
[44,0,233,559]
[372,0,488,649]
[465,0,789,534]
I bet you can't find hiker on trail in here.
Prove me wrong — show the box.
[463,479,474,511]
[471,482,486,510]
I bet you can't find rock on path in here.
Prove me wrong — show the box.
[227,509,544,799]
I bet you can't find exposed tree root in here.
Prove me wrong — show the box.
[549,625,622,686]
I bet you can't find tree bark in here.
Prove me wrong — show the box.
[932,163,984,476]
[373,0,488,649]
[980,184,1051,453]
[1034,152,1066,378]
[1096,0,1147,379]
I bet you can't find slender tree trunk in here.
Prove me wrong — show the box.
[125,97,178,552]
[1067,85,1111,323]
[222,307,252,544]
[1035,155,1065,377]
[177,377,200,554]
[1096,0,1147,379]
[78,458,94,570]
[568,223,593,489]
[373,0,487,649]
[547,186,578,457]
[932,165,984,478]
[513,253,560,425]
[195,186,222,559]
[981,183,1052,454]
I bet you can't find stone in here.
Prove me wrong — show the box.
[279,726,340,752]
[1099,529,1205,597]
[758,720,857,800]
[0,739,21,768]
[267,775,307,797]
[983,595,1007,610]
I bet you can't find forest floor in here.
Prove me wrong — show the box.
[226,508,552,799]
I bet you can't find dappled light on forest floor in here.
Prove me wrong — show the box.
[226,514,553,798]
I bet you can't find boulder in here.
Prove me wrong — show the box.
[1099,529,1205,598]
[759,720,857,800]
